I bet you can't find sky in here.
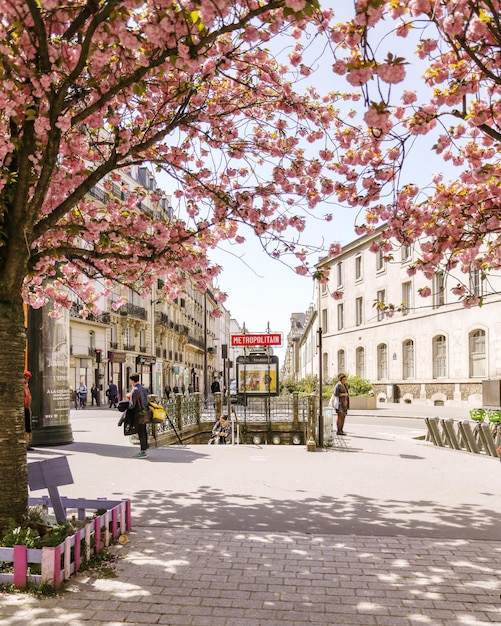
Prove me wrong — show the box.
[210,208,359,364]
[206,15,446,366]
[158,6,453,367]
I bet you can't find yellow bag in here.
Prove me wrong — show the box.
[148,401,167,424]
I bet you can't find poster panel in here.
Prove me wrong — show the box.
[236,355,279,396]
[40,306,70,426]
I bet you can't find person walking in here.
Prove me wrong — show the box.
[330,373,350,436]
[91,383,99,406]
[164,384,171,400]
[24,370,34,451]
[107,381,118,408]
[211,377,221,408]
[129,373,150,459]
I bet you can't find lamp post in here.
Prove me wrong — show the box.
[222,343,228,402]
[317,326,323,447]
[203,292,208,408]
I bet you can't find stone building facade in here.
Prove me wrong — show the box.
[293,228,501,408]
[68,164,234,403]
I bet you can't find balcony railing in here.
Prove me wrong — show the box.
[115,302,147,320]
[188,335,205,350]
[156,312,169,327]
[69,303,110,325]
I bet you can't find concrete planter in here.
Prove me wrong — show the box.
[349,396,377,410]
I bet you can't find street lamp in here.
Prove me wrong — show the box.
[203,292,208,407]
[317,326,323,447]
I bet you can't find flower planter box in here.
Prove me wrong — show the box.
[349,396,377,410]
[0,497,131,589]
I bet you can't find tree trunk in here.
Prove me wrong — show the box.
[0,298,29,530]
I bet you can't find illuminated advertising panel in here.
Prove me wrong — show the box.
[235,354,279,396]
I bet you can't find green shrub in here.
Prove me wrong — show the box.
[346,374,373,396]
[280,375,319,396]
[281,374,373,398]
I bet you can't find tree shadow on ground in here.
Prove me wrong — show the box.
[129,485,501,541]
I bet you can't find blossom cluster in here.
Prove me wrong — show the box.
[0,0,342,313]
[327,0,501,304]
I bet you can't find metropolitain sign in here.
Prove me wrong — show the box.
[230,333,282,347]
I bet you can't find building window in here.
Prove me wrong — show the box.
[401,281,412,316]
[336,262,343,288]
[469,269,483,298]
[129,288,139,306]
[355,255,362,281]
[140,329,147,352]
[469,329,486,378]
[376,289,385,322]
[323,352,329,379]
[433,271,446,308]
[337,349,345,375]
[401,245,412,263]
[377,343,388,380]
[402,339,415,379]
[110,324,118,348]
[124,326,134,350]
[337,303,344,331]
[432,335,447,378]
[321,281,327,295]
[376,249,385,272]
[356,346,365,378]
[355,297,363,326]
[322,308,328,333]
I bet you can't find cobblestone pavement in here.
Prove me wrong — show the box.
[0,407,500,625]
[1,530,500,625]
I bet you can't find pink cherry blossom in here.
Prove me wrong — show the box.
[327,0,501,309]
[0,0,358,526]
[377,62,406,84]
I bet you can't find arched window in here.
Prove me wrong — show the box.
[356,347,365,379]
[402,340,415,380]
[377,344,387,380]
[469,329,486,378]
[337,349,345,376]
[432,335,447,379]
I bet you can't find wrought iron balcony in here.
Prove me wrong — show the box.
[116,302,147,320]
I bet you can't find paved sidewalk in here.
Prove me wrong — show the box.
[0,408,500,625]
[2,530,500,625]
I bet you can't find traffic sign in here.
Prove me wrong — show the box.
[231,333,282,347]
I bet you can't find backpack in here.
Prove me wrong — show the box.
[148,400,167,424]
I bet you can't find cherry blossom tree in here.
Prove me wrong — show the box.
[0,0,347,527]
[330,0,501,306]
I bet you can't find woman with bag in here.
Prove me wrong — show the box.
[330,373,350,436]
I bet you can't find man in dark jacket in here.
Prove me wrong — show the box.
[107,381,118,408]
[129,374,149,458]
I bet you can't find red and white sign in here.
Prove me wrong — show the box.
[231,333,282,347]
